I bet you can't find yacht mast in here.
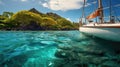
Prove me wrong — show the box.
[79,0,86,26]
[98,0,104,23]
[109,0,112,22]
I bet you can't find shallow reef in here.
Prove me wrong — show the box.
[53,44,120,67]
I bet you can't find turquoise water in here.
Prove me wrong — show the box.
[0,31,120,67]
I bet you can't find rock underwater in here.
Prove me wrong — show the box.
[53,44,120,67]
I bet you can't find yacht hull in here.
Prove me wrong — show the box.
[79,26,120,42]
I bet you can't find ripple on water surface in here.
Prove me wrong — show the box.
[0,31,120,67]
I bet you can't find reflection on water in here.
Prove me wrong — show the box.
[0,31,120,67]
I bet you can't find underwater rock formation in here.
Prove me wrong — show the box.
[54,44,120,67]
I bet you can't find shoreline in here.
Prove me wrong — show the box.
[0,29,79,31]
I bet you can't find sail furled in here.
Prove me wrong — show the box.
[86,9,100,19]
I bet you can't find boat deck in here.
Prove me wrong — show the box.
[82,23,120,28]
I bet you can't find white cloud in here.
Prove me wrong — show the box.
[41,0,86,11]
[21,0,28,2]
[42,3,49,7]
[66,18,71,21]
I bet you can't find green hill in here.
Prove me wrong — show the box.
[0,8,78,30]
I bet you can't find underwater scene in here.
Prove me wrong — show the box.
[0,31,120,67]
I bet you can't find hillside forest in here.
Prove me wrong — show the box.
[0,8,79,30]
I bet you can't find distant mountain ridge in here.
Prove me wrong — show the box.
[29,8,44,16]
[29,8,63,20]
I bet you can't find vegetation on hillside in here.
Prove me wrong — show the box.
[0,8,79,30]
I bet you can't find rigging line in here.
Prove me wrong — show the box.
[94,0,98,23]
[103,4,120,10]
[86,0,95,23]
[109,0,112,22]
[80,0,86,24]
[84,0,87,24]
[113,8,120,23]
[114,4,120,8]
[108,0,120,23]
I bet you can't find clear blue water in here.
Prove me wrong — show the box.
[0,31,120,67]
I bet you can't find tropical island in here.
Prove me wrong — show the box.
[0,8,79,31]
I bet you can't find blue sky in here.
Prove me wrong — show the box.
[0,0,120,22]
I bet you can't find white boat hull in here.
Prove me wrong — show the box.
[79,27,120,42]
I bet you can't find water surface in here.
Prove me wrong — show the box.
[0,31,120,67]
